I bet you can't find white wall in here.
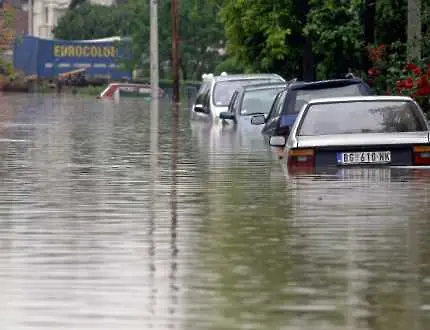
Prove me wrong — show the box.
[31,0,114,39]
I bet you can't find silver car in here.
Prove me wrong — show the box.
[267,96,430,169]
[191,73,285,121]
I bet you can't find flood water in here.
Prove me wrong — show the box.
[1,93,430,330]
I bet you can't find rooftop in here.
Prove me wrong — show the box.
[241,82,288,91]
[290,78,365,90]
[213,73,285,83]
[307,95,413,105]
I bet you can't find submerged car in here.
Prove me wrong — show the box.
[191,73,285,120]
[268,96,430,170]
[219,82,288,125]
[250,77,373,139]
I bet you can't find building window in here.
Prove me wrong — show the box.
[44,7,49,24]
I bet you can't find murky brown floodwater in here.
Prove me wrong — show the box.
[1,93,430,330]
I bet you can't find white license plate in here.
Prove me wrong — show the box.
[337,151,391,165]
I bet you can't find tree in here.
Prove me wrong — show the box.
[363,0,376,72]
[0,1,15,53]
[219,0,302,78]
[0,1,16,82]
[179,0,225,80]
[53,3,132,40]
[304,0,363,79]
[68,0,86,10]
[128,0,225,80]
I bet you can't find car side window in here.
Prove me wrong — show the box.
[202,83,211,113]
[228,91,239,113]
[195,83,207,104]
[232,92,241,115]
[195,82,209,106]
[266,92,281,120]
[272,91,287,117]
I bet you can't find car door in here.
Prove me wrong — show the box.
[194,81,211,115]
[261,90,287,136]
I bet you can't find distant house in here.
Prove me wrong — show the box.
[26,0,115,39]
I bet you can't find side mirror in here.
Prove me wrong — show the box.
[219,111,236,121]
[250,114,265,125]
[269,135,286,148]
[193,104,205,113]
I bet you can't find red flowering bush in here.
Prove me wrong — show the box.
[366,44,392,94]
[395,63,430,96]
[366,43,430,113]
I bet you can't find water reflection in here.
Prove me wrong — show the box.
[0,94,429,329]
[169,103,179,328]
[149,96,158,327]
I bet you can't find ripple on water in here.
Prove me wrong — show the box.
[0,94,429,329]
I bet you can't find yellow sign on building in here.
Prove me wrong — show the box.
[53,45,117,58]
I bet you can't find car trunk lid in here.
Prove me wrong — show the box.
[296,132,430,167]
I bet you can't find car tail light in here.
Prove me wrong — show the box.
[413,145,430,165]
[287,148,315,171]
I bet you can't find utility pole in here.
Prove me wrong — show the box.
[407,0,422,61]
[28,0,33,35]
[150,0,159,105]
[150,0,159,158]
[171,0,180,104]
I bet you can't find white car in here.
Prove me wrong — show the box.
[191,73,285,121]
[267,96,430,171]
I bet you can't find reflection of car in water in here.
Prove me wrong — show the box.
[190,119,275,169]
[267,96,430,172]
[190,73,285,121]
[249,77,373,141]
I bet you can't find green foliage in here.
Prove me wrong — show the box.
[53,3,133,40]
[127,0,225,81]
[304,0,363,79]
[50,0,430,105]
[0,4,16,82]
[68,0,87,10]
[219,0,300,77]
[215,56,246,74]
[375,0,407,44]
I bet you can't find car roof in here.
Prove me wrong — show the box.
[289,78,366,90]
[307,95,414,105]
[240,82,288,91]
[213,74,285,82]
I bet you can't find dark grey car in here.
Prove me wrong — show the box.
[218,82,287,130]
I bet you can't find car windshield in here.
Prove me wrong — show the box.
[213,79,282,106]
[298,101,427,136]
[240,88,284,115]
[290,84,364,114]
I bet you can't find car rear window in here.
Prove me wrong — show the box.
[288,84,365,114]
[240,88,285,115]
[213,79,282,106]
[297,101,427,136]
